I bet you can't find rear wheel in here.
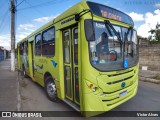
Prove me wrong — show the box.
[45,76,58,102]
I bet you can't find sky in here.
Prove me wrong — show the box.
[0,0,160,50]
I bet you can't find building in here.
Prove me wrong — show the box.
[0,46,10,62]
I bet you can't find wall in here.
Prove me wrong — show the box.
[139,44,160,71]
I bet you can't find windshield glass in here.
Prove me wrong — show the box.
[88,21,138,71]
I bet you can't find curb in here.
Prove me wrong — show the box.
[139,76,160,84]
[17,71,22,111]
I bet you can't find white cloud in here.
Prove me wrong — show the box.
[18,23,35,31]
[0,32,32,50]
[0,27,35,50]
[34,17,51,22]
[128,12,144,21]
[155,3,160,7]
[33,14,59,23]
[154,9,160,14]
[1,14,60,50]
[137,9,160,38]
[16,32,30,41]
[0,34,11,50]
[17,23,36,44]
[137,24,151,38]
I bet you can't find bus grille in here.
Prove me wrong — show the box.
[107,75,134,85]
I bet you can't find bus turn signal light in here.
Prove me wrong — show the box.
[90,84,93,89]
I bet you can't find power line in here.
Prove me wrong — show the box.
[0,12,10,34]
[0,10,9,27]
[17,0,66,11]
[24,0,45,16]
[16,0,25,8]
[0,0,10,9]
[0,8,10,31]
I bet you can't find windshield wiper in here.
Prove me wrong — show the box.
[124,27,134,57]
[125,26,133,41]
[104,20,122,43]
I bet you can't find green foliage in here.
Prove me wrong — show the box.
[149,40,160,44]
[155,75,160,81]
[137,35,148,41]
[155,29,160,41]
[149,23,160,41]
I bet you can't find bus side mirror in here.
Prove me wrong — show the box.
[84,19,95,41]
[75,14,80,21]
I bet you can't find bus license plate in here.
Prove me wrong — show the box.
[119,90,127,97]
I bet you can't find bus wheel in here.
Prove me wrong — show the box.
[45,76,58,102]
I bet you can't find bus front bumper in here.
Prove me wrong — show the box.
[82,80,138,117]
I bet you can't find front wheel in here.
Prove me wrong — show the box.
[45,76,58,102]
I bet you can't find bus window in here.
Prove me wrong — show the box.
[74,28,78,64]
[64,66,72,98]
[20,43,24,55]
[24,41,28,55]
[42,27,55,57]
[64,31,70,63]
[35,34,41,56]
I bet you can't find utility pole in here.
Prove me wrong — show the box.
[10,0,16,71]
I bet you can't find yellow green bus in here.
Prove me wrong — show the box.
[17,1,139,117]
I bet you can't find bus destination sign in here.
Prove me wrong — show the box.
[101,10,122,21]
[87,1,134,25]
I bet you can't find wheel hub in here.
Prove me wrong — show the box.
[47,82,56,98]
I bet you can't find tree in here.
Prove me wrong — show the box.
[155,29,160,41]
[149,23,160,41]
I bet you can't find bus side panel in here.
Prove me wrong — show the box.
[32,26,61,98]
[17,45,21,70]
[55,30,64,99]
[33,56,44,86]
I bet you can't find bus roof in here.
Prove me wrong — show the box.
[17,1,133,44]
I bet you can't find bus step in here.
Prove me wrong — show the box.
[63,98,80,112]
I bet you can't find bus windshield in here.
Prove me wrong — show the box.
[89,21,138,71]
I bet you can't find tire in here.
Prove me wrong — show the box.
[45,76,58,102]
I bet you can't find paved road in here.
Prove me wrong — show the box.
[18,71,160,120]
[0,59,159,119]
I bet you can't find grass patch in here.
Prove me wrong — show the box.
[150,41,160,44]
[155,75,160,80]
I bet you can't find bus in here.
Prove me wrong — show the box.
[17,1,139,117]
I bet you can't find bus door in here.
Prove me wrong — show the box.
[63,26,80,105]
[28,41,35,80]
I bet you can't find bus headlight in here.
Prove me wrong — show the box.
[92,87,97,92]
[85,80,98,92]
[89,84,97,92]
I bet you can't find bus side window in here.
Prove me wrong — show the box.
[64,31,70,63]
[24,41,28,55]
[42,27,55,57]
[35,34,41,56]
[20,43,24,55]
